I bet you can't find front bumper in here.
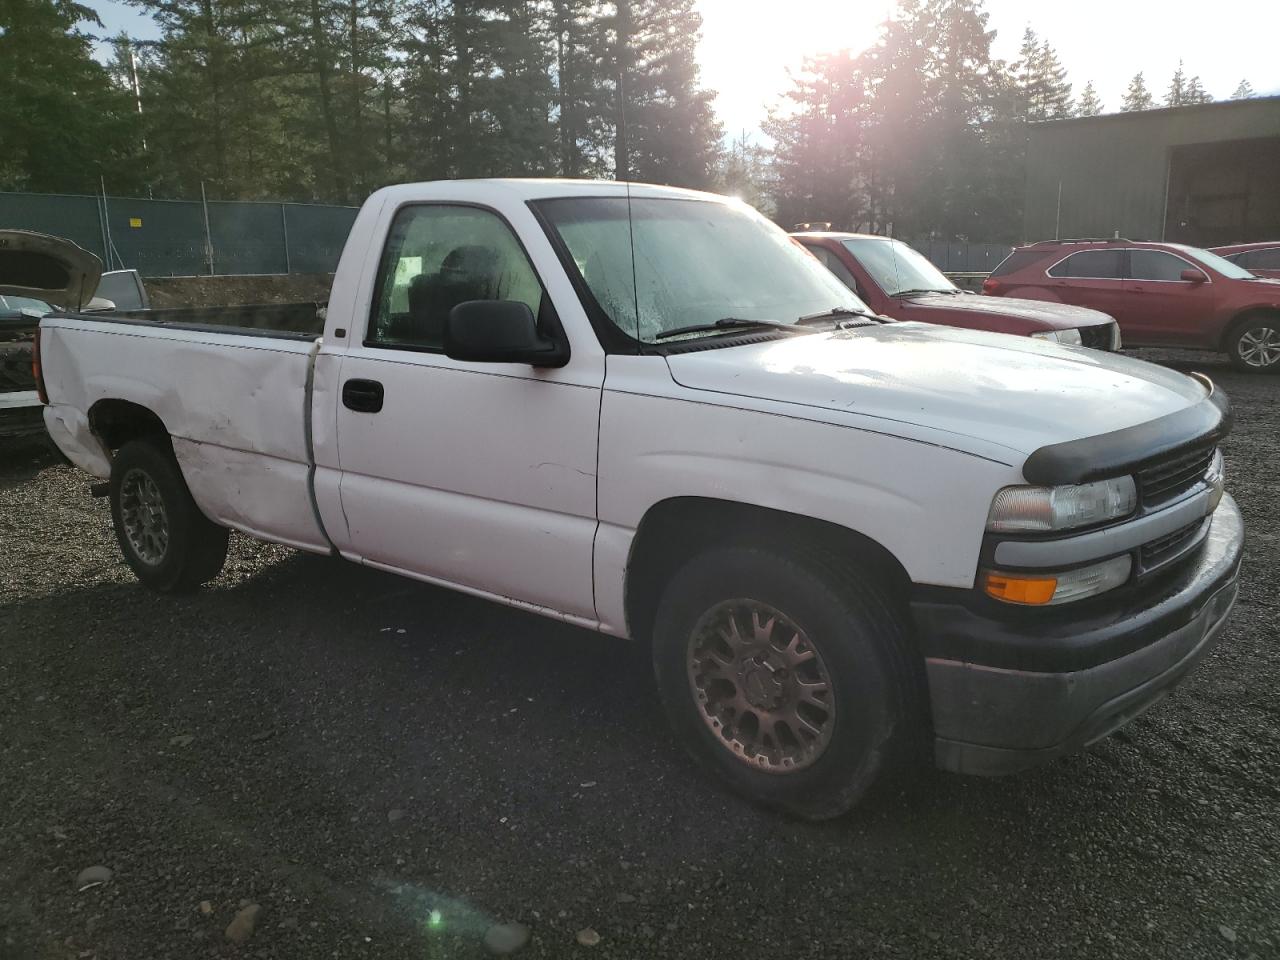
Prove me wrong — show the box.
[913,494,1243,776]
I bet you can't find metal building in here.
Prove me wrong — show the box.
[1024,96,1280,247]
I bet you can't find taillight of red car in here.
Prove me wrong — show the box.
[982,277,1000,294]
[32,326,48,404]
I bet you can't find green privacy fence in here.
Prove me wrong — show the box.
[0,191,358,277]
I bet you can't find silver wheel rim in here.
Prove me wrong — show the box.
[1238,326,1280,368]
[686,600,836,773]
[120,468,169,565]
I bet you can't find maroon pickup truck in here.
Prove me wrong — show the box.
[793,231,1120,350]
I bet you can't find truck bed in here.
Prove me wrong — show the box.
[107,301,325,338]
[38,313,332,552]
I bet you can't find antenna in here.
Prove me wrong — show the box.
[623,148,640,349]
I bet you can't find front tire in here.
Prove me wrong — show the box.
[651,544,921,820]
[108,439,229,592]
[1226,315,1280,373]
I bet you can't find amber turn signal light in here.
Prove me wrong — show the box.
[982,571,1058,605]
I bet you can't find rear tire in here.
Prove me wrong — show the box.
[651,544,921,820]
[108,439,228,592]
[1226,315,1280,373]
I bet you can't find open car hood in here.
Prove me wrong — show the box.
[0,231,102,310]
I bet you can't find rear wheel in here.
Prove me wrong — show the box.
[109,440,228,592]
[651,544,921,820]
[1226,315,1280,373]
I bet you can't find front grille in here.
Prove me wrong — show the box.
[1079,323,1116,350]
[1139,519,1208,573]
[1138,444,1215,506]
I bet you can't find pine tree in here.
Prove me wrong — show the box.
[1010,27,1040,119]
[1009,28,1070,122]
[1033,39,1072,119]
[763,51,866,230]
[1165,60,1186,106]
[400,0,558,180]
[130,0,302,198]
[611,0,722,188]
[1121,72,1153,111]
[1184,75,1212,104]
[1076,80,1103,116]
[716,131,773,216]
[549,0,612,176]
[0,0,148,193]
[1231,79,1255,99]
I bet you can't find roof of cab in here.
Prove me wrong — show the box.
[371,178,732,205]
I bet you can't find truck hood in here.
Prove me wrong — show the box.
[0,231,102,310]
[664,323,1206,460]
[901,291,1113,329]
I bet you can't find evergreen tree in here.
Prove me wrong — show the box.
[1075,80,1103,116]
[400,0,557,180]
[1164,60,1186,106]
[128,0,299,198]
[610,0,722,187]
[766,0,1018,241]
[0,0,148,193]
[1010,28,1070,120]
[762,51,866,230]
[1121,72,1153,111]
[276,0,400,200]
[1231,78,1255,99]
[1184,75,1212,104]
[549,0,612,176]
[716,132,774,216]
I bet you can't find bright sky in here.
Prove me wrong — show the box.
[696,0,1280,137]
[88,0,1280,140]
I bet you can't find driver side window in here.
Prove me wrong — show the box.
[368,205,546,351]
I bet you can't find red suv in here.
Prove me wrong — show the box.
[793,232,1120,349]
[1210,242,1280,280]
[986,239,1280,372]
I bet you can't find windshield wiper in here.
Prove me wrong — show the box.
[796,306,887,327]
[891,287,957,297]
[654,317,808,341]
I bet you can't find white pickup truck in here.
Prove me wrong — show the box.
[31,180,1243,818]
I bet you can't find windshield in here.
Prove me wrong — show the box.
[1172,244,1257,280]
[841,237,956,296]
[535,196,870,342]
[0,295,52,315]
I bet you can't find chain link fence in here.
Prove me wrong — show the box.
[0,191,358,277]
[907,238,1012,273]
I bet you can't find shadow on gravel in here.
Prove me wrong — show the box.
[2,539,1101,838]
[0,435,63,488]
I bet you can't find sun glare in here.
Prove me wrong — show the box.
[696,0,888,135]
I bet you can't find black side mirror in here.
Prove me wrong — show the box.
[444,300,568,367]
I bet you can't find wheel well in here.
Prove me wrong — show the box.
[1221,308,1280,351]
[88,399,170,452]
[623,497,911,644]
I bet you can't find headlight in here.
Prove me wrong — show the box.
[1030,328,1083,345]
[982,555,1132,605]
[1205,448,1224,512]
[987,476,1137,533]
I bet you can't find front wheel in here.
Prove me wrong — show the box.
[109,439,229,592]
[1227,316,1280,373]
[651,544,921,820]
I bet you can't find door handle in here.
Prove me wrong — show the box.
[342,378,384,413]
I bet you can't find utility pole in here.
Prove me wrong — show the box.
[126,40,147,152]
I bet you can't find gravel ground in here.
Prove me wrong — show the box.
[1,350,1277,960]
